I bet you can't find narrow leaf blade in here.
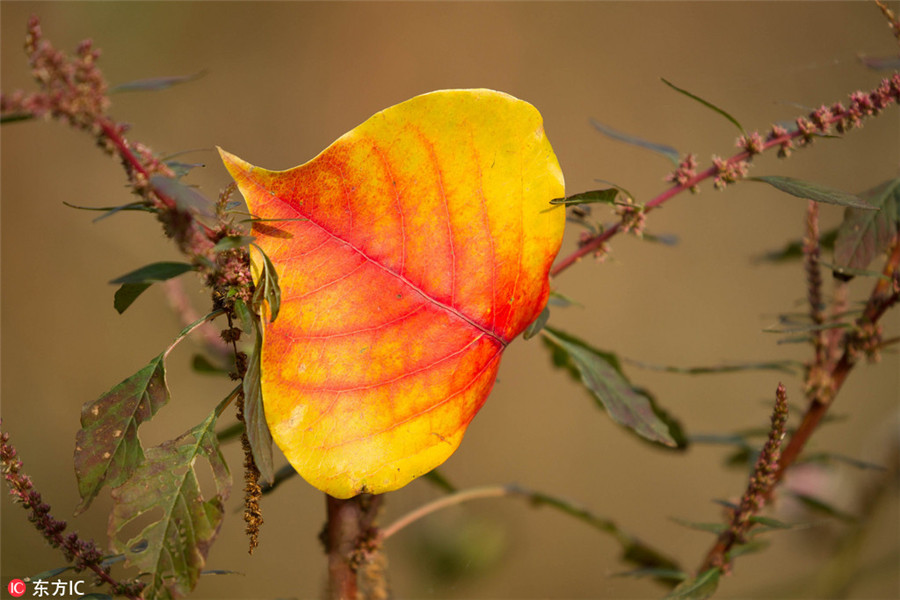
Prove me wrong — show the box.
[664,568,721,600]
[542,327,677,447]
[550,189,618,206]
[110,262,195,285]
[661,78,744,134]
[752,176,874,209]
[243,329,274,483]
[590,119,680,166]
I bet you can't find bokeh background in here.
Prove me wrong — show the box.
[2,2,898,599]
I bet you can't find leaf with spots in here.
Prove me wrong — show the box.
[74,313,221,514]
[219,89,565,498]
[74,353,169,515]
[108,398,231,600]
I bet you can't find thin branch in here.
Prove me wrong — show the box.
[551,74,900,279]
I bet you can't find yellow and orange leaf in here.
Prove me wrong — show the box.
[219,89,564,498]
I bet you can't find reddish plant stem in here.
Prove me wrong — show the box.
[323,494,384,600]
[775,233,900,483]
[550,77,900,279]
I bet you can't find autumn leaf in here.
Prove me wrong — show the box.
[219,89,564,498]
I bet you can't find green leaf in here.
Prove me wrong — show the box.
[728,539,770,558]
[612,568,687,584]
[834,178,900,272]
[110,71,206,93]
[515,485,682,575]
[751,176,875,210]
[763,322,850,334]
[550,189,619,206]
[243,329,274,483]
[423,468,458,493]
[661,78,745,134]
[110,261,195,285]
[251,243,282,322]
[623,357,798,375]
[670,517,727,534]
[114,282,152,314]
[74,313,221,514]
[1,112,36,124]
[78,595,114,600]
[542,327,678,447]
[590,119,680,166]
[233,298,254,334]
[149,174,216,218]
[755,228,838,263]
[109,398,231,600]
[191,354,229,375]
[664,568,721,600]
[748,515,793,530]
[523,305,550,340]
[63,200,156,222]
[789,492,858,523]
[213,235,255,252]
[260,464,298,496]
[74,354,169,514]
[801,452,886,471]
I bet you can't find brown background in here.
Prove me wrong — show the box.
[2,2,898,599]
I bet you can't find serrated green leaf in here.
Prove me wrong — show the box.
[542,327,677,447]
[752,176,875,209]
[523,306,550,340]
[661,78,745,135]
[109,398,231,600]
[550,188,618,206]
[110,71,206,93]
[74,354,169,514]
[110,262,195,285]
[834,178,900,272]
[114,282,152,314]
[212,235,255,252]
[74,313,221,514]
[664,568,721,600]
[243,329,274,483]
[149,174,215,218]
[590,119,680,166]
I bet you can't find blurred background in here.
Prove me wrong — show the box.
[2,2,898,598]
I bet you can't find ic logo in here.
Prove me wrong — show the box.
[7,579,26,598]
